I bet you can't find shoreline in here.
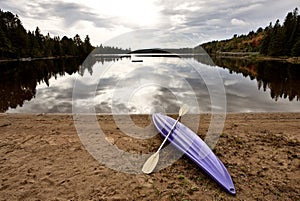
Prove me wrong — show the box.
[211,52,300,64]
[0,112,299,200]
[0,56,79,63]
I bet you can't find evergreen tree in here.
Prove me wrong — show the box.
[73,34,84,55]
[44,33,54,56]
[83,35,94,55]
[267,20,285,56]
[53,36,62,56]
[73,34,83,47]
[61,36,76,56]
[283,8,299,55]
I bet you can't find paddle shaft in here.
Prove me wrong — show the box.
[157,116,181,152]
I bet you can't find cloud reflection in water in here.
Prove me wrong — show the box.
[87,56,203,114]
[5,55,300,114]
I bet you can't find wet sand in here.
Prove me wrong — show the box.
[0,113,299,200]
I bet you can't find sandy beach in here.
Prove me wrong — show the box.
[0,113,299,200]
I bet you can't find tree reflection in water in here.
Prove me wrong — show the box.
[1,55,299,113]
[0,58,81,112]
[212,58,300,101]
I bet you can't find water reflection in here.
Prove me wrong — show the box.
[0,58,82,112]
[213,58,300,101]
[1,55,299,113]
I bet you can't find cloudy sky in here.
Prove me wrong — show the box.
[1,0,299,49]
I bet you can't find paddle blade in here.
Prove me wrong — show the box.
[179,104,189,116]
[142,152,159,174]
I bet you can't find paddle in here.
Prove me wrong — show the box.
[142,105,189,174]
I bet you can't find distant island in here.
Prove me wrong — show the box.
[128,48,201,54]
[129,49,172,54]
[199,8,300,62]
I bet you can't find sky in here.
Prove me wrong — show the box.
[1,0,300,49]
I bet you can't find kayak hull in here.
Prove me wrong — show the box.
[152,113,236,195]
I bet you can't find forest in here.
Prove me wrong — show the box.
[0,10,94,59]
[200,8,300,57]
[93,44,131,54]
[0,10,141,60]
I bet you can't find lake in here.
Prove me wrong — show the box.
[1,54,299,114]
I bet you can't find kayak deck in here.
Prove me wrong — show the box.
[152,113,236,195]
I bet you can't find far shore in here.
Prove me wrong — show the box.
[0,56,79,63]
[212,52,300,64]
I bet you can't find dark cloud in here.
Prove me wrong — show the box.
[157,0,300,41]
[1,0,299,45]
[1,0,114,29]
[35,1,114,28]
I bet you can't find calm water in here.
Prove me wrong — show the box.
[1,55,299,114]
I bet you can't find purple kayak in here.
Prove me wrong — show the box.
[152,113,236,195]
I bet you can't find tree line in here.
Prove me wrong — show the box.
[200,8,300,57]
[93,44,131,54]
[0,10,94,59]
